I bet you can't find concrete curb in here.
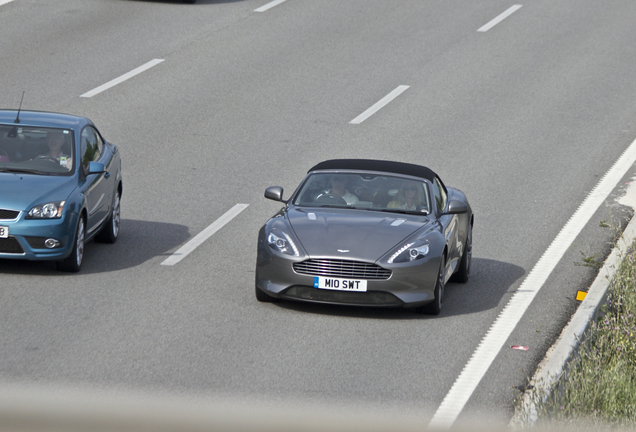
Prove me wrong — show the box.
[509,213,636,428]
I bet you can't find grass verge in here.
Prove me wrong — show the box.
[533,238,636,428]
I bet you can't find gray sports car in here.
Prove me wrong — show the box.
[255,159,473,315]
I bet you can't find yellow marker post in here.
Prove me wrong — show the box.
[576,291,587,301]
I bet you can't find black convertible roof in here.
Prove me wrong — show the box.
[308,159,437,182]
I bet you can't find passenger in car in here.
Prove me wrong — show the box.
[388,181,427,212]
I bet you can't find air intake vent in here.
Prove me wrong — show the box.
[293,259,391,280]
[0,237,24,254]
[0,209,20,220]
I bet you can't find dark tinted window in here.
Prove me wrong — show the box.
[79,126,103,169]
[432,176,447,212]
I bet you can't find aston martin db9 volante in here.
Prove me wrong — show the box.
[0,109,122,272]
[255,159,473,314]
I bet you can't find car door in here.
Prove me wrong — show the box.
[78,126,113,235]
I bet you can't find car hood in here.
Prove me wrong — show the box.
[0,173,76,211]
[287,207,430,261]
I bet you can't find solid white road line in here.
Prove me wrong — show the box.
[80,59,165,98]
[428,136,636,430]
[0,0,15,6]
[161,204,249,266]
[477,5,523,32]
[254,0,287,13]
[349,85,410,125]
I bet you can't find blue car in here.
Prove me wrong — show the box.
[0,109,122,272]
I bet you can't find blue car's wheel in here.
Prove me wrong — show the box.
[95,189,120,244]
[56,216,85,273]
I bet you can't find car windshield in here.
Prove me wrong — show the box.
[293,172,431,214]
[0,125,75,175]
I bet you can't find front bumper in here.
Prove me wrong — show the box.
[0,212,77,261]
[255,241,441,308]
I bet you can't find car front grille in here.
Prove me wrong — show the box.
[293,259,392,280]
[0,209,20,220]
[0,237,24,254]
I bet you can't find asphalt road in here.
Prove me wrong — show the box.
[1,0,636,428]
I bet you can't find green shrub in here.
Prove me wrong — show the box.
[537,242,636,427]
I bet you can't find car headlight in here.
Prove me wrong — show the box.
[387,241,430,263]
[26,201,65,219]
[267,228,300,256]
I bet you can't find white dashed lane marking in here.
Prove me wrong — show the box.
[350,85,410,125]
[254,0,288,13]
[80,59,165,98]
[477,5,523,32]
[161,204,249,266]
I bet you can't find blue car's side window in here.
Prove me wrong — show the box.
[80,127,104,171]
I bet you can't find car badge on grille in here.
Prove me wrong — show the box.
[337,249,350,253]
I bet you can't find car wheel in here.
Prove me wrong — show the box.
[452,224,472,283]
[95,189,121,244]
[416,254,445,315]
[255,285,279,302]
[56,216,85,273]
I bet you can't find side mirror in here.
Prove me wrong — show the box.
[442,199,467,215]
[87,161,105,175]
[264,186,285,202]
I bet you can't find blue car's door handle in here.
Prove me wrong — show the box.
[104,172,110,179]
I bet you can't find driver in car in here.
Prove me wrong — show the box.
[42,130,72,169]
[327,175,359,205]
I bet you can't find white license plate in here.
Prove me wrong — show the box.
[0,226,8,239]
[313,276,367,292]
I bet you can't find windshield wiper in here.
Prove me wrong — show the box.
[377,208,429,215]
[316,204,348,209]
[0,167,52,175]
